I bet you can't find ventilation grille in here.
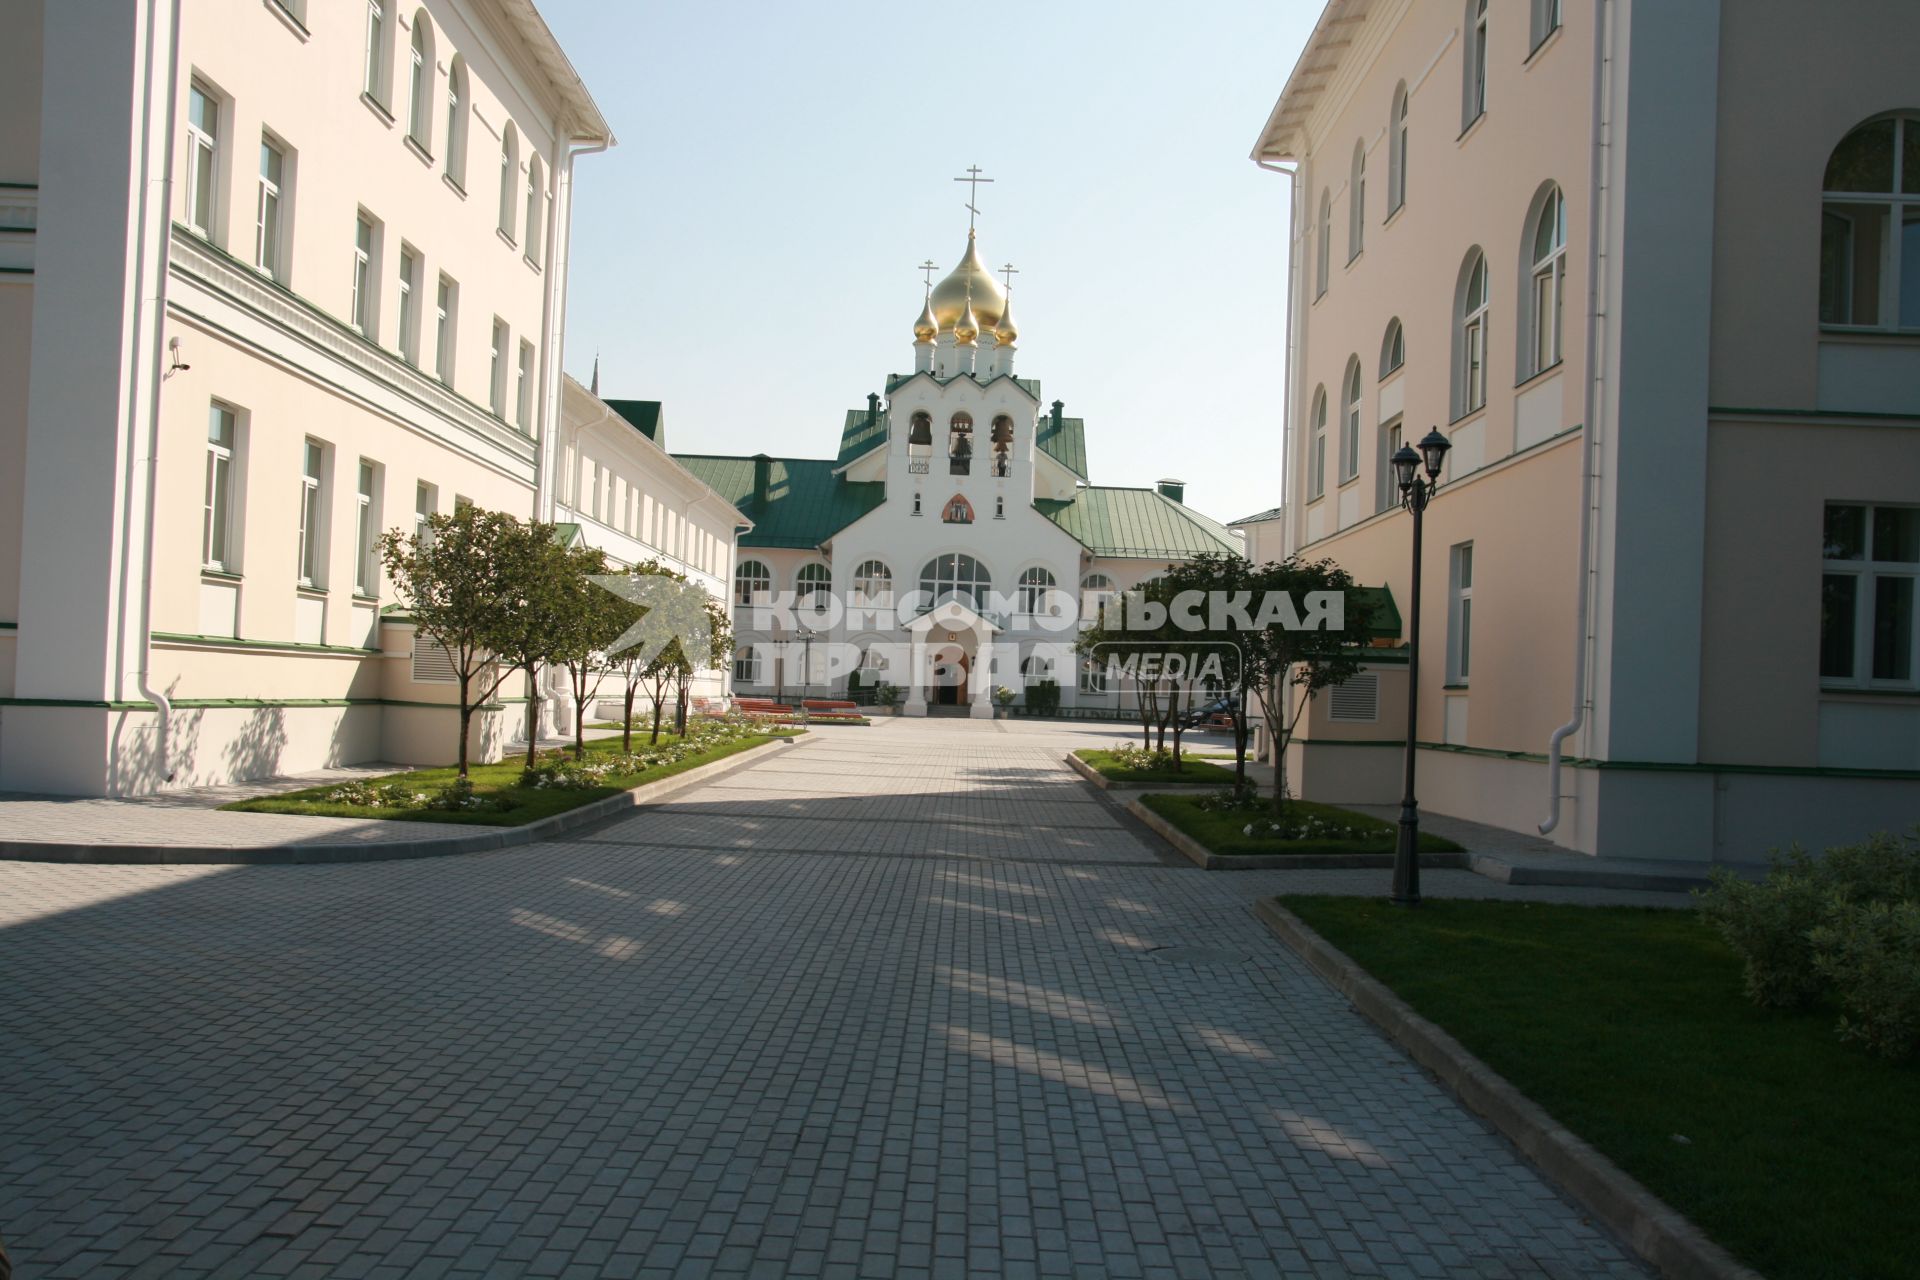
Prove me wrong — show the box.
[411,640,458,684]
[1328,672,1379,722]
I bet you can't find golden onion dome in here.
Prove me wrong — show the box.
[929,231,1007,333]
[912,296,938,343]
[995,295,1018,346]
[954,296,980,346]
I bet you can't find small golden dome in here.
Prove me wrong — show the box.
[954,296,979,346]
[929,231,1007,333]
[913,296,938,343]
[995,295,1018,346]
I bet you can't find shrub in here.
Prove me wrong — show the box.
[1809,899,1920,1063]
[324,779,428,810]
[1026,679,1061,715]
[873,683,899,708]
[425,777,515,813]
[1108,741,1176,772]
[1697,856,1834,1009]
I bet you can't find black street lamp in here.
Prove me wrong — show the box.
[1390,427,1452,907]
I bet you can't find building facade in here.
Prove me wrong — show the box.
[673,227,1243,718]
[1252,0,1920,860]
[0,0,611,794]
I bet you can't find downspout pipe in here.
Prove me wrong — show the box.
[129,0,184,784]
[1255,157,1300,558]
[1541,0,1611,835]
[534,131,610,523]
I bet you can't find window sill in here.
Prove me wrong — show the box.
[404,135,434,166]
[1448,404,1487,429]
[201,568,243,582]
[263,0,310,40]
[1379,364,1404,386]
[442,173,466,200]
[496,228,518,252]
[296,584,328,598]
[1818,327,1920,345]
[1345,249,1363,271]
[1312,288,1328,307]
[360,92,394,127]
[1337,474,1360,490]
[1383,202,1406,230]
[352,593,380,604]
[522,253,543,275]
[1456,111,1487,146]
[1820,684,1920,699]
[1524,24,1562,67]
[1513,359,1564,392]
[1442,683,1469,691]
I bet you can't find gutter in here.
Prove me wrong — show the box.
[1541,0,1613,836]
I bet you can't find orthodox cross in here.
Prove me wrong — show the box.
[999,262,1020,291]
[954,165,993,231]
[918,259,938,292]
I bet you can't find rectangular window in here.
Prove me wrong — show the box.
[414,480,437,546]
[298,439,328,587]
[489,318,509,416]
[1823,503,1919,686]
[204,402,238,570]
[255,135,286,279]
[362,0,385,101]
[354,459,381,596]
[1079,657,1108,695]
[1448,542,1474,684]
[187,81,220,238]
[1378,418,1403,513]
[1530,0,1562,51]
[733,646,761,684]
[516,340,535,430]
[1309,427,1327,500]
[351,212,378,335]
[397,245,420,364]
[1465,317,1487,412]
[435,275,457,383]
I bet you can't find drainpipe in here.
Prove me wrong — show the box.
[127,0,184,784]
[1255,157,1301,557]
[534,131,610,523]
[1541,0,1613,835]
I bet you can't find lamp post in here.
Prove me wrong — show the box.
[1390,427,1452,907]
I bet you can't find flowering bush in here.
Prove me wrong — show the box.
[1108,741,1177,772]
[425,777,515,813]
[324,780,428,809]
[520,720,767,789]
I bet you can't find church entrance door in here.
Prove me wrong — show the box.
[931,644,969,706]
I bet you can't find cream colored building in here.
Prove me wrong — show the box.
[0,0,616,794]
[1253,0,1920,860]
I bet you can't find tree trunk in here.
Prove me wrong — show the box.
[571,667,587,760]
[1232,691,1250,790]
[524,664,540,768]
[457,701,472,778]
[622,680,636,753]
[650,681,665,744]
[675,674,692,735]
[1170,682,1186,767]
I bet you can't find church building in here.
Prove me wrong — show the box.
[674,222,1242,717]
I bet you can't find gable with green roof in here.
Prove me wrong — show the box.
[674,454,884,550]
[1034,487,1240,559]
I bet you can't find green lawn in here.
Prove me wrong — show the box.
[1074,748,1240,785]
[1144,794,1462,857]
[222,729,796,827]
[1280,896,1919,1280]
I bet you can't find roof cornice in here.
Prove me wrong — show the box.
[1249,0,1370,164]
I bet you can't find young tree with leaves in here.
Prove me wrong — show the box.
[545,544,636,760]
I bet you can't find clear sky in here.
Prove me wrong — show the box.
[541,1,1316,527]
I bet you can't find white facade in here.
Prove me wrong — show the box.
[0,0,612,794]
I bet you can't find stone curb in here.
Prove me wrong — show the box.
[0,735,804,867]
[1253,898,1765,1280]
[1125,795,1470,873]
[1063,752,1240,792]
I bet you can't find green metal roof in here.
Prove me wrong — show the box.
[1036,414,1088,478]
[1229,504,1285,525]
[605,399,663,446]
[673,454,884,549]
[1035,487,1239,559]
[836,408,889,466]
[552,522,585,547]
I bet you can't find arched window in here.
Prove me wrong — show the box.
[1820,113,1920,331]
[920,554,990,610]
[498,123,518,242]
[407,13,434,150]
[948,411,973,475]
[1020,652,1054,682]
[1340,357,1363,483]
[1308,386,1328,499]
[851,559,893,606]
[1316,189,1332,298]
[733,559,771,606]
[1455,249,1490,417]
[1525,185,1567,377]
[732,645,762,685]
[362,0,391,105]
[1079,573,1115,626]
[907,411,932,446]
[525,154,545,261]
[1017,566,1058,618]
[1464,0,1489,128]
[1349,140,1366,261]
[795,562,832,604]
[1388,82,1409,214]
[444,55,468,186]
[990,415,1014,477]
[1380,317,1405,379]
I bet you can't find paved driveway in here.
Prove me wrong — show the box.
[0,719,1644,1278]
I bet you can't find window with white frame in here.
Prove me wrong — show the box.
[1079,654,1108,695]
[1378,419,1404,514]
[396,245,420,364]
[435,275,457,383]
[1530,0,1562,52]
[919,554,990,611]
[1456,249,1490,417]
[1348,141,1366,262]
[851,559,893,607]
[1388,83,1409,214]
[444,56,468,186]
[186,80,220,239]
[298,439,327,587]
[204,402,238,571]
[1526,186,1567,377]
[525,155,545,262]
[407,13,433,151]
[1380,317,1405,379]
[733,645,763,684]
[362,0,389,104]
[1080,573,1115,627]
[1819,114,1920,331]
[516,340,535,430]
[414,480,436,546]
[1307,387,1328,500]
[351,212,378,335]
[1020,652,1054,683]
[1448,542,1474,684]
[489,318,508,415]
[795,562,832,605]
[1340,358,1362,483]
[354,459,381,596]
[1017,566,1057,618]
[734,559,772,606]
[1315,189,1331,298]
[255,135,286,280]
[498,123,518,242]
[1464,0,1489,128]
[1822,503,1918,687]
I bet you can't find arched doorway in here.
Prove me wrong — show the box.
[929,642,971,705]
